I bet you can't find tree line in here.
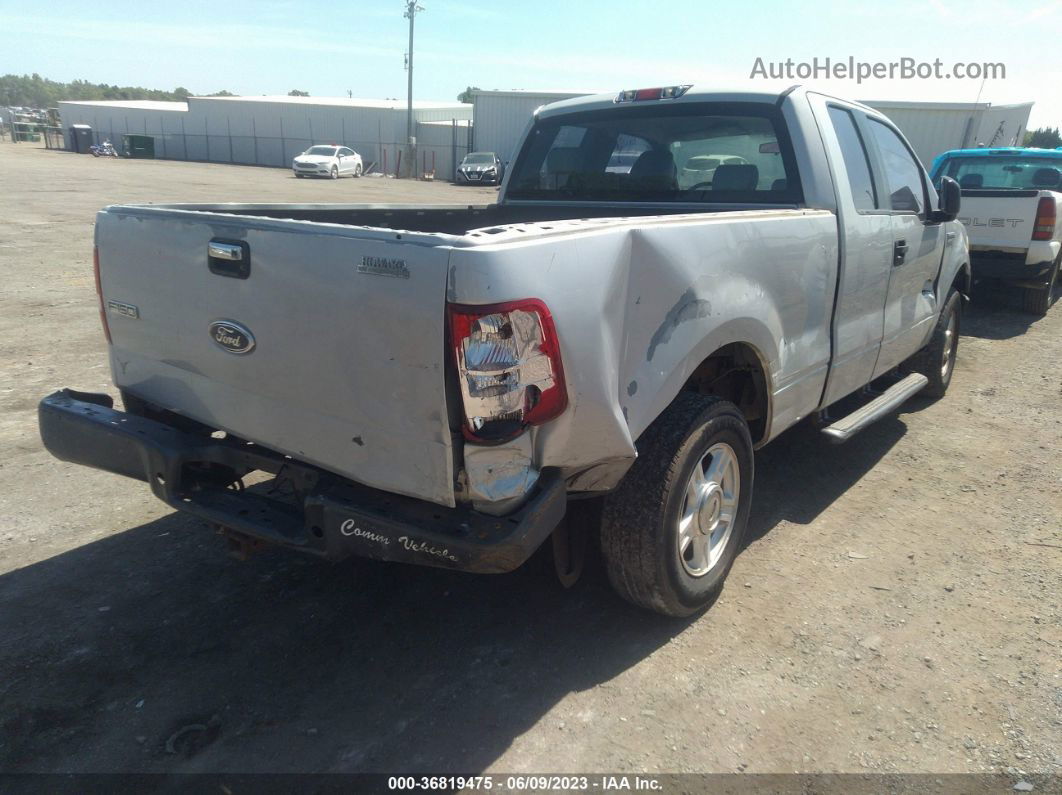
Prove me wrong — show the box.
[0,74,238,107]
[1024,126,1061,148]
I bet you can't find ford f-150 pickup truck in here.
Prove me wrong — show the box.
[930,146,1061,315]
[39,86,969,616]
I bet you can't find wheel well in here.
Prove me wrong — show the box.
[952,263,972,297]
[681,343,769,444]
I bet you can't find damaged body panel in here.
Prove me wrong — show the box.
[447,207,839,493]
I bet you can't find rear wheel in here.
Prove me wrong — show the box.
[353,163,363,178]
[600,393,753,617]
[903,289,960,398]
[1022,255,1059,316]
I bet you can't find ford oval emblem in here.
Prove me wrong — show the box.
[209,320,255,354]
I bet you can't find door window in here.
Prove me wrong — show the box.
[827,106,878,211]
[867,120,926,215]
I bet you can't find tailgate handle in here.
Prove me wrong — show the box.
[208,240,250,279]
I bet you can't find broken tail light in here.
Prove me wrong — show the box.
[93,246,112,344]
[1032,197,1056,241]
[448,299,567,442]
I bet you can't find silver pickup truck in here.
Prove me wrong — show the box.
[39,86,970,616]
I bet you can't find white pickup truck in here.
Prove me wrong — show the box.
[40,86,970,616]
[930,147,1061,314]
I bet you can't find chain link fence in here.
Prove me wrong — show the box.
[50,118,473,181]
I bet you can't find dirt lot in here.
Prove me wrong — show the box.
[0,143,1059,779]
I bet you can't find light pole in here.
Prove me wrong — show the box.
[403,1,424,177]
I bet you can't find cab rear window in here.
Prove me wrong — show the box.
[506,102,802,204]
[937,156,1062,191]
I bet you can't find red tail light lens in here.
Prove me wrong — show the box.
[93,246,112,344]
[448,299,567,442]
[1033,198,1056,241]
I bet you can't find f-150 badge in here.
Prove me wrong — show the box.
[209,320,256,354]
[358,255,410,279]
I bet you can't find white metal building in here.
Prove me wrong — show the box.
[57,95,474,176]
[865,100,1033,166]
[469,89,1034,170]
[469,90,599,162]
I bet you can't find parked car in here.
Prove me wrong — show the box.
[39,85,969,616]
[677,154,749,189]
[292,145,363,179]
[456,152,504,185]
[930,147,1061,314]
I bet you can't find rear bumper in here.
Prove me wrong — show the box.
[38,390,566,573]
[970,251,1054,281]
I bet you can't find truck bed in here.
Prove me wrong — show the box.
[140,201,799,237]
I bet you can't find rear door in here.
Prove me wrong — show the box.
[808,95,895,405]
[339,147,356,174]
[862,117,945,375]
[96,207,456,506]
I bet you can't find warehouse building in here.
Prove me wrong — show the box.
[468,89,595,164]
[57,90,1033,183]
[57,95,473,177]
[469,88,1034,169]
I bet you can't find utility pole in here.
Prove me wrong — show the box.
[403,0,423,177]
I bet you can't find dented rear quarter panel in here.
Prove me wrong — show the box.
[448,208,838,491]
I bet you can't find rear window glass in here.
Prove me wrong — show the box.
[506,102,801,204]
[936,155,1062,190]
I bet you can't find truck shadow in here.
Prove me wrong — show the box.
[961,282,1043,340]
[0,419,906,776]
[745,416,905,546]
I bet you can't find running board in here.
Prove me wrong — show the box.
[821,373,929,444]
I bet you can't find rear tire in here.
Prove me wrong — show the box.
[903,289,960,399]
[600,393,753,617]
[1022,256,1059,316]
[353,163,363,178]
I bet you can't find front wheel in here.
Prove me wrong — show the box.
[903,289,960,398]
[330,166,339,180]
[600,393,753,617]
[1022,255,1059,316]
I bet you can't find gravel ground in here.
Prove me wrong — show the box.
[0,144,1059,779]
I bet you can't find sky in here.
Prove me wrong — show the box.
[4,0,1061,129]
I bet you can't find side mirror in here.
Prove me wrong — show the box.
[932,176,961,222]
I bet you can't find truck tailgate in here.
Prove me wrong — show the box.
[959,190,1041,250]
[95,207,456,507]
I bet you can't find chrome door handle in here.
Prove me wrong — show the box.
[208,242,243,261]
[208,239,251,279]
